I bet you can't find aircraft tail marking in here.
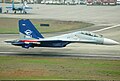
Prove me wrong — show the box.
[19,19,44,40]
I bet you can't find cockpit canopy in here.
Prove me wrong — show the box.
[80,31,103,38]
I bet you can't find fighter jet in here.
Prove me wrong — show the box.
[5,19,119,49]
[6,0,32,14]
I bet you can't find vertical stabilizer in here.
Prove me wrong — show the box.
[23,1,28,7]
[12,0,14,9]
[19,19,44,40]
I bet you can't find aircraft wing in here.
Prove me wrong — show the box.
[18,31,96,44]
[17,31,95,44]
[39,31,96,43]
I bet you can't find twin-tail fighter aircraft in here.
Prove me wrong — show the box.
[6,0,32,14]
[5,19,119,49]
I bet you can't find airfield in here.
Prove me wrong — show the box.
[0,4,120,80]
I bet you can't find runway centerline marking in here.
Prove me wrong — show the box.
[92,24,120,32]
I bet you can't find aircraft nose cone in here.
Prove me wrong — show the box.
[103,38,120,45]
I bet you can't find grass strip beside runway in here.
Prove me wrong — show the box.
[0,56,120,80]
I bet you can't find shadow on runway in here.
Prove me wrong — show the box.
[0,52,73,57]
[14,52,71,57]
[0,52,120,60]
